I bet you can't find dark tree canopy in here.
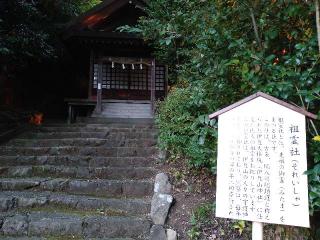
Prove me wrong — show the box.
[0,0,101,67]
[0,0,101,112]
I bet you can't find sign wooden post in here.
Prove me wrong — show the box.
[209,92,317,239]
[252,222,263,240]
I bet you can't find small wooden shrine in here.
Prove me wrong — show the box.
[62,0,167,119]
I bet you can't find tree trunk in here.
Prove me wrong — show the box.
[249,7,262,48]
[316,0,320,53]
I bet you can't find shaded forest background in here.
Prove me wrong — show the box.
[0,0,101,117]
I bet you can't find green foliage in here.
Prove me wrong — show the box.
[267,225,312,240]
[187,202,215,240]
[232,220,246,235]
[131,1,320,230]
[0,0,101,67]
[128,1,320,217]
[305,139,320,215]
[156,87,217,170]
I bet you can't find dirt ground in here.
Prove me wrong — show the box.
[158,159,252,240]
[157,158,313,240]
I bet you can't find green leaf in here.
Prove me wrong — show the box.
[226,59,240,66]
[208,119,216,127]
[198,135,205,145]
[266,28,279,40]
[241,63,249,75]
[165,38,172,45]
[198,115,210,125]
[295,43,305,50]
[0,48,10,54]
[265,54,276,62]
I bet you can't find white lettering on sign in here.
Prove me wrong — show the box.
[98,83,102,90]
[215,97,309,228]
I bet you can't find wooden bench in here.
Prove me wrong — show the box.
[64,98,96,124]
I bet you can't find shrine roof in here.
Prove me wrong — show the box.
[209,92,318,120]
[63,0,147,40]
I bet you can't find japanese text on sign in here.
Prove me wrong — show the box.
[215,97,309,228]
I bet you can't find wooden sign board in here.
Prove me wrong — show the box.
[213,95,310,228]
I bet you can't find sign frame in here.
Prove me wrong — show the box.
[209,92,317,239]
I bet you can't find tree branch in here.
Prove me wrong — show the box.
[316,0,320,54]
[249,7,262,48]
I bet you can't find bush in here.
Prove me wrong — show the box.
[156,87,217,171]
[125,0,320,220]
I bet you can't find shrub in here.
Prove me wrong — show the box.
[156,87,217,171]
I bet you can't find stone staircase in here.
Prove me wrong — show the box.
[0,120,159,239]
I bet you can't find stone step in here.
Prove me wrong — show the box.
[0,238,135,240]
[102,104,151,108]
[102,110,152,114]
[101,103,151,111]
[0,178,153,198]
[0,146,158,157]
[41,121,154,128]
[0,156,155,168]
[6,138,157,148]
[0,191,150,216]
[77,117,154,125]
[0,166,158,180]
[102,108,152,113]
[103,104,151,109]
[30,126,156,133]
[102,103,150,107]
[18,131,158,139]
[85,123,155,128]
[103,107,151,112]
[44,120,153,124]
[0,118,157,239]
[0,212,150,238]
[101,112,152,116]
[100,114,153,119]
[103,106,151,110]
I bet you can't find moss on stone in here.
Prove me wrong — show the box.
[20,205,128,217]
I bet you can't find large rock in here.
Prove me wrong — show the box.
[151,193,173,225]
[166,229,177,240]
[157,150,168,162]
[154,173,171,194]
[1,214,28,236]
[150,225,166,240]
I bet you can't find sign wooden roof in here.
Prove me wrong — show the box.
[209,92,318,120]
